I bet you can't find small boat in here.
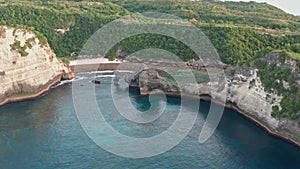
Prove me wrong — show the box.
[92,80,101,84]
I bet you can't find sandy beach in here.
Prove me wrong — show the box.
[69,57,122,66]
[69,57,122,73]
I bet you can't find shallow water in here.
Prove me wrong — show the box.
[0,74,300,169]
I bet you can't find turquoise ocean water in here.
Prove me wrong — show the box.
[0,73,300,169]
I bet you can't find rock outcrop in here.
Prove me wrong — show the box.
[0,26,74,106]
[115,57,300,146]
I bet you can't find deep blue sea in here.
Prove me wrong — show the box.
[1,73,300,169]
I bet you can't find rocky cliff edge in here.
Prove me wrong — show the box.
[115,56,300,146]
[0,26,74,106]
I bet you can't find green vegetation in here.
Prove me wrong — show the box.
[251,41,300,122]
[0,71,5,76]
[291,43,300,53]
[87,0,300,65]
[105,25,300,65]
[265,43,300,62]
[201,26,297,65]
[10,41,29,56]
[102,0,300,65]
[25,41,33,49]
[0,0,300,65]
[61,57,70,65]
[107,33,198,61]
[254,51,300,122]
[287,52,300,61]
[275,98,300,120]
[0,26,5,37]
[34,30,47,45]
[257,62,291,95]
[0,1,130,58]
[110,0,300,33]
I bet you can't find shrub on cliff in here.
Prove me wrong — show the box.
[254,51,300,122]
[0,26,5,37]
[10,41,29,57]
[291,43,300,53]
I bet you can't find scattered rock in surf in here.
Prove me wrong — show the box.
[92,80,101,84]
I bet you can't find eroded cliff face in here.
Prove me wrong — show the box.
[117,56,300,146]
[0,26,74,106]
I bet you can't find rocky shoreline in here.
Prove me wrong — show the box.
[0,26,74,107]
[223,100,300,148]
[136,88,300,147]
[116,56,300,147]
[1,29,299,148]
[0,75,62,107]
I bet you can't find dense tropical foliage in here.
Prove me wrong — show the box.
[0,1,129,57]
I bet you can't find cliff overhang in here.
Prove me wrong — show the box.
[0,26,74,106]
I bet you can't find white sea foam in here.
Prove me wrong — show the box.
[94,75,115,78]
[52,76,87,88]
[52,71,116,88]
[76,70,114,75]
[88,70,115,74]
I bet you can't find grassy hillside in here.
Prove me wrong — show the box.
[108,0,300,33]
[103,0,300,65]
[1,0,300,65]
[0,0,130,57]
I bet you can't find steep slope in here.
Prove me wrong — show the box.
[110,0,300,32]
[0,1,130,57]
[0,26,74,106]
[118,56,300,145]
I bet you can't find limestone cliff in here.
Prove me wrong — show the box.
[116,56,300,146]
[0,26,74,106]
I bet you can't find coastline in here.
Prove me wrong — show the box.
[0,75,62,107]
[69,57,122,73]
[224,100,300,148]
[139,90,300,148]
[0,57,120,107]
[1,57,299,148]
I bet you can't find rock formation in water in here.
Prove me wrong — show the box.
[0,26,74,106]
[116,56,300,146]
